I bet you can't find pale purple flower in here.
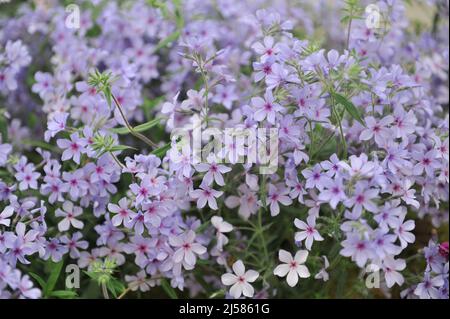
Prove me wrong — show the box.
[45,112,69,142]
[43,238,68,262]
[57,132,87,164]
[412,150,440,176]
[265,184,292,216]
[190,185,223,210]
[108,197,133,227]
[391,212,416,249]
[15,163,40,191]
[212,84,238,110]
[344,182,379,217]
[359,116,393,145]
[382,257,406,288]
[169,230,206,269]
[340,234,374,267]
[0,206,14,227]
[302,164,331,191]
[60,232,89,259]
[252,36,280,62]
[18,275,41,299]
[0,143,12,166]
[251,89,283,124]
[294,216,324,250]
[318,177,346,209]
[62,169,89,200]
[414,272,445,299]
[31,72,54,100]
[195,156,231,186]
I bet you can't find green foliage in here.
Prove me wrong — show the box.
[0,108,8,142]
[92,133,136,157]
[341,0,363,24]
[111,118,161,134]
[332,92,366,126]
[87,70,116,107]
[151,142,172,158]
[160,279,178,299]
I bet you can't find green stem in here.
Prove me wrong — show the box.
[111,95,158,148]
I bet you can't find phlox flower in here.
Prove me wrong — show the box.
[15,163,40,191]
[55,201,84,232]
[57,132,87,164]
[412,150,440,176]
[340,234,374,268]
[211,215,233,250]
[359,115,393,145]
[17,275,41,299]
[221,260,259,299]
[391,212,416,249]
[0,142,12,166]
[195,155,231,186]
[314,256,330,282]
[60,232,89,259]
[225,184,259,219]
[273,249,310,287]
[125,270,155,292]
[45,112,68,142]
[212,84,238,110]
[190,185,223,210]
[339,154,375,178]
[302,164,331,191]
[42,238,68,262]
[294,216,324,250]
[382,257,406,288]
[318,177,346,209]
[414,272,445,299]
[31,72,54,100]
[169,230,207,269]
[344,182,379,218]
[251,36,280,62]
[265,183,292,216]
[0,206,14,227]
[251,89,283,124]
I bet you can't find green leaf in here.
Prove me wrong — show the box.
[151,142,171,158]
[332,92,365,126]
[160,279,178,299]
[143,96,165,119]
[44,260,64,297]
[154,30,181,52]
[86,24,102,38]
[0,113,8,142]
[49,290,78,299]
[111,118,161,134]
[106,279,125,298]
[29,272,46,290]
[109,145,137,152]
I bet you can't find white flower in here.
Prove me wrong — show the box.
[211,216,233,233]
[273,249,310,287]
[382,257,406,288]
[314,256,330,282]
[0,206,14,227]
[55,201,84,231]
[221,260,259,298]
[211,216,233,250]
[294,216,324,250]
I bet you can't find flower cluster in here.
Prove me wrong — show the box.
[0,0,448,299]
